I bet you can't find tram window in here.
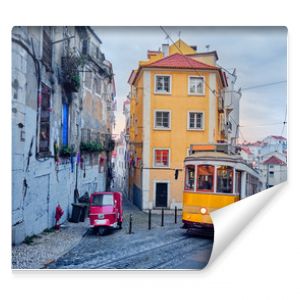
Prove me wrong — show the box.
[197,165,214,192]
[185,165,195,190]
[217,166,233,194]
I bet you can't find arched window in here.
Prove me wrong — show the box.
[197,165,215,192]
[217,166,233,193]
[185,165,195,190]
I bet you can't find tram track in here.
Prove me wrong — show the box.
[93,235,212,269]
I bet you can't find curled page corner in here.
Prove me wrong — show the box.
[208,182,287,265]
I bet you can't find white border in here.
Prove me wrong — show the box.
[1,3,297,299]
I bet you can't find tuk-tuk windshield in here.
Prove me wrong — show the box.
[92,194,114,206]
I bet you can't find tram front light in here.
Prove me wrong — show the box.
[200,207,207,215]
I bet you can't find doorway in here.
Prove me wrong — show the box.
[155,182,168,208]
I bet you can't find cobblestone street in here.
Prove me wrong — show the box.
[48,199,213,269]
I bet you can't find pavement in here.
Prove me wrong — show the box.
[12,199,213,270]
[11,200,180,269]
[12,219,90,269]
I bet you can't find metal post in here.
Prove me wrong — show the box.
[161,208,164,227]
[148,209,151,230]
[175,206,177,224]
[128,214,133,234]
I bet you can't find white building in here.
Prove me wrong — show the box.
[223,71,242,146]
[12,26,115,244]
[260,135,287,157]
[260,155,287,188]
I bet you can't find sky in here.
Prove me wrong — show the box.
[94,26,287,142]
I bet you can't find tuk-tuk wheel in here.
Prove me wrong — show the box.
[98,227,106,235]
[118,221,122,229]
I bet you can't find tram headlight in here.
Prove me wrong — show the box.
[200,207,207,215]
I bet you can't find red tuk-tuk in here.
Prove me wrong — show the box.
[89,192,123,235]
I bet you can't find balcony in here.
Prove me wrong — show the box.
[61,55,81,93]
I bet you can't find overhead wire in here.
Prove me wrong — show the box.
[159,27,287,144]
[241,80,287,91]
[159,26,217,96]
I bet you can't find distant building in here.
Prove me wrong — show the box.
[239,135,287,189]
[12,26,115,244]
[260,155,287,188]
[112,132,127,194]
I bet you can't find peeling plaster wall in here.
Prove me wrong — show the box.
[12,27,110,245]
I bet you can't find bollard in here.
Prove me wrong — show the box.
[128,214,133,234]
[148,209,152,230]
[161,208,164,227]
[175,206,177,224]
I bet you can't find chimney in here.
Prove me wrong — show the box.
[162,44,169,57]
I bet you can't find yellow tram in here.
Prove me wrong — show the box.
[182,144,261,233]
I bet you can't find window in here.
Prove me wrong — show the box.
[189,76,204,95]
[38,83,51,154]
[155,111,170,129]
[42,27,52,70]
[185,165,195,190]
[217,166,233,194]
[188,112,204,130]
[197,165,215,192]
[155,75,171,94]
[269,165,274,169]
[269,171,274,178]
[61,101,69,146]
[91,194,114,206]
[154,149,169,167]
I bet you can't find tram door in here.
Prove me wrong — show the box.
[155,182,168,207]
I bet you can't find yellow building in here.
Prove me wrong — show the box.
[128,40,228,210]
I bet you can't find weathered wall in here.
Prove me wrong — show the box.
[12,27,111,245]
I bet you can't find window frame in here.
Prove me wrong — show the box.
[38,82,51,156]
[196,164,215,193]
[154,110,171,130]
[154,74,172,95]
[153,148,170,168]
[216,165,234,194]
[185,164,196,191]
[188,76,205,96]
[187,111,205,131]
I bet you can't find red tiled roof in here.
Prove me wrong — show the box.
[271,135,286,140]
[146,53,219,70]
[130,53,227,87]
[241,146,253,155]
[262,155,286,165]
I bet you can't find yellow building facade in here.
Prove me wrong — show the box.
[128,40,228,210]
